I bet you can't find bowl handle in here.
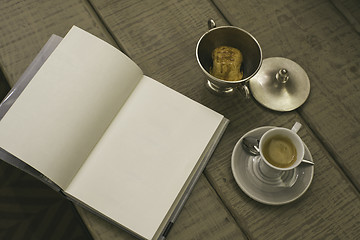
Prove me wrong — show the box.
[236,84,250,99]
[208,19,216,30]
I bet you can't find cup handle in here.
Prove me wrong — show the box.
[291,122,302,133]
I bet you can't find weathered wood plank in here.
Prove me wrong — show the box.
[331,0,360,33]
[212,0,360,190]
[0,71,10,101]
[167,175,246,240]
[206,114,360,239]
[0,160,93,240]
[0,0,117,87]
[205,0,360,239]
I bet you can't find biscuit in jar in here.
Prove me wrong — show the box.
[210,46,243,81]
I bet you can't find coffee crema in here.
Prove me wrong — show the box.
[262,135,297,168]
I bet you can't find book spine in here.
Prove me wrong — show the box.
[158,117,229,239]
[0,34,62,120]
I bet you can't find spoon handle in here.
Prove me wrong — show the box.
[302,159,314,165]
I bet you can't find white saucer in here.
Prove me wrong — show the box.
[231,126,314,205]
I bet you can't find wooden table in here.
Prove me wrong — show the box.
[0,0,359,239]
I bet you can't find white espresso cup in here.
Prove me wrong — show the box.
[259,122,305,171]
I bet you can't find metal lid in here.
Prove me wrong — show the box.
[249,57,310,111]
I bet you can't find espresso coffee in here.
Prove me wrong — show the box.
[262,135,297,168]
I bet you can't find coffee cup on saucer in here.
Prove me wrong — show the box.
[260,122,304,170]
[231,124,314,204]
[257,122,304,187]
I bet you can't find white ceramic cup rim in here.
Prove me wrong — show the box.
[259,127,305,171]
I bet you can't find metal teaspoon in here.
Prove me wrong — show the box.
[242,136,314,165]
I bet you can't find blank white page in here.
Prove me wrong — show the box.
[0,26,143,189]
[66,76,224,240]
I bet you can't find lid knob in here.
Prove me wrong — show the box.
[276,69,289,84]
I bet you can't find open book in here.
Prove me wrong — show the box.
[0,26,228,240]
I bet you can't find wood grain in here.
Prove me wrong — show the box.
[209,0,360,238]
[0,0,117,87]
[331,0,360,33]
[212,0,360,190]
[207,115,360,239]
[0,71,10,102]
[0,159,92,240]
